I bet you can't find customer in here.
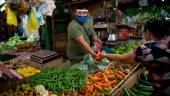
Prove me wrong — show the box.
[99,19,170,96]
[67,8,100,63]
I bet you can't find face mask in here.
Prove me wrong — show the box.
[76,16,89,24]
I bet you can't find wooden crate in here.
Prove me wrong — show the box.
[110,65,144,96]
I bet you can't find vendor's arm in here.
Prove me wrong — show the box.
[75,35,96,57]
[88,23,101,43]
[92,35,99,42]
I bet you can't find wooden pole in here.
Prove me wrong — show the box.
[115,0,119,25]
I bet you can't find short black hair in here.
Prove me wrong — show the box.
[144,19,170,38]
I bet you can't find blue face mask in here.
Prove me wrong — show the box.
[76,16,89,24]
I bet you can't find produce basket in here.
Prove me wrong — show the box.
[15,42,41,53]
[110,64,143,96]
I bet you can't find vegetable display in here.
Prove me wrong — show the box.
[71,54,110,73]
[123,70,153,96]
[0,36,22,52]
[0,83,57,96]
[29,68,87,94]
[123,5,170,24]
[0,83,36,96]
[3,59,30,70]
[16,66,41,78]
[15,42,34,52]
[76,69,127,96]
[112,41,141,54]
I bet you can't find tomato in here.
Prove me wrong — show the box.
[59,93,65,96]
[65,93,71,96]
[79,90,85,95]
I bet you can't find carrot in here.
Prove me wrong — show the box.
[99,94,105,96]
[89,75,102,81]
[107,80,117,85]
[85,93,92,96]
[93,84,103,90]
[92,89,97,96]
[65,94,71,96]
[85,85,94,92]
[72,93,78,96]
[117,71,126,78]
[104,70,110,76]
[107,69,113,74]
[103,87,110,91]
[77,94,84,96]
[94,71,102,77]
[115,73,123,79]
[59,93,65,96]
[108,74,115,79]
[96,82,105,87]
[102,73,109,83]
[90,85,94,92]
[84,93,89,96]
[85,80,93,85]
[85,85,92,92]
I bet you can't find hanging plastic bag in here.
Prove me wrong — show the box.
[6,4,18,26]
[0,0,6,11]
[39,0,51,15]
[39,0,56,16]
[36,7,45,25]
[27,8,39,32]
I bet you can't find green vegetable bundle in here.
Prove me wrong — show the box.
[112,41,141,54]
[29,68,87,94]
[0,35,22,52]
[71,54,110,73]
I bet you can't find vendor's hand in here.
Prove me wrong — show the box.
[93,41,102,48]
[90,52,97,60]
[93,41,99,46]
[95,50,106,62]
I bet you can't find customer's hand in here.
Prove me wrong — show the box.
[99,51,107,58]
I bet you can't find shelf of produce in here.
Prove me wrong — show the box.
[110,64,143,96]
[93,24,108,29]
[0,56,42,92]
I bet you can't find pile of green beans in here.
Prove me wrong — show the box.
[29,68,87,94]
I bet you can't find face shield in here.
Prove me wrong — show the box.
[75,9,89,24]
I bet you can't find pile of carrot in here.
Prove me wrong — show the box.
[76,69,127,96]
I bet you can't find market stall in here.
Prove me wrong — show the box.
[0,0,170,96]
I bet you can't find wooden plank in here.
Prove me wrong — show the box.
[61,0,91,6]
[110,65,144,96]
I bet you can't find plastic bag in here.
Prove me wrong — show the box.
[36,7,45,25]
[27,8,39,32]
[0,0,6,11]
[39,0,56,16]
[6,4,18,26]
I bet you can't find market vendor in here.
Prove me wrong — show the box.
[99,19,170,96]
[66,8,100,63]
